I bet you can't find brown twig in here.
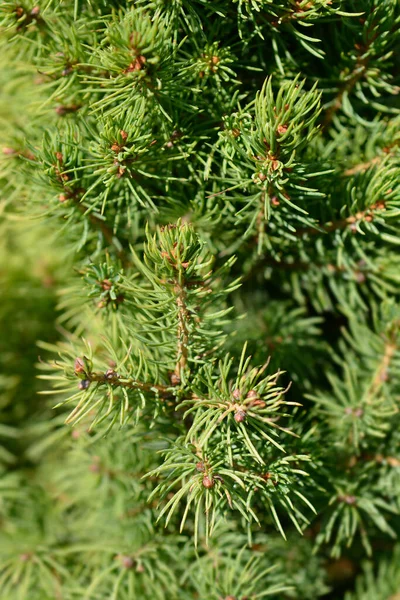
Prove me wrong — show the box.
[366,337,397,402]
[343,141,399,177]
[174,282,190,378]
[84,370,174,399]
[295,200,386,237]
[323,23,379,130]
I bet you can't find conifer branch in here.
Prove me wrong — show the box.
[343,141,399,176]
[174,281,189,379]
[76,367,174,399]
[322,24,378,129]
[366,336,397,402]
[296,201,386,236]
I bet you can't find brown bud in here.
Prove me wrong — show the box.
[355,271,366,284]
[105,369,117,379]
[78,379,90,390]
[202,475,214,489]
[196,461,205,472]
[250,399,266,408]
[271,196,280,207]
[89,461,100,473]
[258,172,267,182]
[59,193,68,202]
[234,410,246,423]
[30,6,40,16]
[277,124,288,135]
[126,55,147,72]
[2,147,16,155]
[101,279,112,290]
[119,555,134,569]
[111,143,120,152]
[19,553,31,562]
[232,388,241,400]
[270,160,280,171]
[120,130,128,141]
[380,369,389,382]
[246,390,258,400]
[170,373,181,386]
[338,495,357,505]
[74,357,86,373]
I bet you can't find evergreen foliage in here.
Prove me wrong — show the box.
[0,0,400,598]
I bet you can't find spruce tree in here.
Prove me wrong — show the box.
[0,1,400,598]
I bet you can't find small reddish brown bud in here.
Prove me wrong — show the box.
[234,410,246,423]
[338,494,357,505]
[55,152,63,162]
[120,130,128,141]
[74,357,85,373]
[111,143,120,152]
[211,55,220,65]
[250,399,266,408]
[101,279,112,290]
[270,160,280,171]
[89,461,100,473]
[19,553,31,562]
[170,373,181,386]
[119,555,134,569]
[30,6,40,16]
[380,370,389,382]
[171,130,182,140]
[130,55,147,71]
[355,271,366,284]
[59,193,68,202]
[246,390,258,400]
[258,172,267,182]
[2,147,16,155]
[277,124,288,135]
[105,369,117,379]
[271,196,280,207]
[78,379,90,390]
[232,388,241,400]
[71,429,80,440]
[202,475,214,489]
[196,461,205,472]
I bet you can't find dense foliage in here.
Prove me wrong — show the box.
[1,0,400,598]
